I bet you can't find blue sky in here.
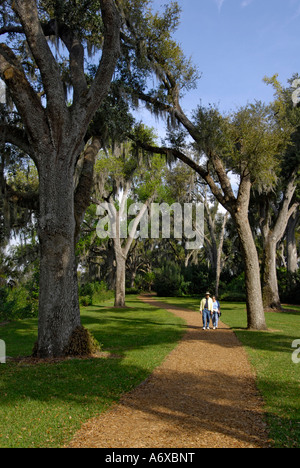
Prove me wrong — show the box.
[138,0,300,134]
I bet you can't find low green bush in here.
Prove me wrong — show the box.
[0,280,114,322]
[79,295,93,307]
[277,268,300,305]
[154,262,190,297]
[219,291,247,302]
[0,286,38,321]
[78,281,114,306]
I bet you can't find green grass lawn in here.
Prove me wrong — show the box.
[0,297,184,448]
[154,297,300,448]
[283,304,300,311]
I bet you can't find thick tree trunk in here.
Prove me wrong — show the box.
[0,0,121,359]
[235,213,267,330]
[262,238,282,310]
[114,253,126,308]
[215,252,222,299]
[215,212,228,298]
[36,159,81,357]
[130,270,137,289]
[287,210,299,274]
[260,182,299,309]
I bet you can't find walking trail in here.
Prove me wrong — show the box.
[67,296,269,448]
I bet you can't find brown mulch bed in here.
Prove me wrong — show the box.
[66,296,270,449]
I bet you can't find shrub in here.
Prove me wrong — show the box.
[125,287,141,295]
[79,295,93,307]
[78,281,114,306]
[226,273,246,294]
[218,273,246,301]
[154,262,190,297]
[134,274,154,293]
[0,286,39,321]
[92,281,114,304]
[219,291,247,302]
[0,280,114,322]
[277,268,300,305]
[0,286,8,305]
[183,264,215,295]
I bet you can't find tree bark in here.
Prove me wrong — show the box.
[204,200,218,271]
[215,212,229,298]
[287,209,299,273]
[74,137,102,243]
[114,252,126,308]
[130,270,137,289]
[36,155,81,357]
[262,238,282,310]
[106,183,150,308]
[260,174,299,309]
[234,212,267,330]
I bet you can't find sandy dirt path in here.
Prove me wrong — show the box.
[67,296,269,448]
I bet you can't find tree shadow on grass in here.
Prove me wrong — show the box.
[230,328,300,354]
[0,306,184,447]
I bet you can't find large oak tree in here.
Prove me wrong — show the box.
[0,0,121,357]
[0,0,195,356]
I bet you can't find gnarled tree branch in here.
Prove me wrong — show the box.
[13,0,66,122]
[0,123,34,159]
[0,43,46,151]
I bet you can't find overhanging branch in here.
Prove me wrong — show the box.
[130,136,233,211]
[2,180,39,212]
[0,123,33,159]
[0,44,45,147]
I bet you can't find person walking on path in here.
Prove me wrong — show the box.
[212,296,221,330]
[200,292,213,330]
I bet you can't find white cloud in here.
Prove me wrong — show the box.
[215,0,225,12]
[214,0,254,12]
[241,0,254,7]
[214,0,254,11]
